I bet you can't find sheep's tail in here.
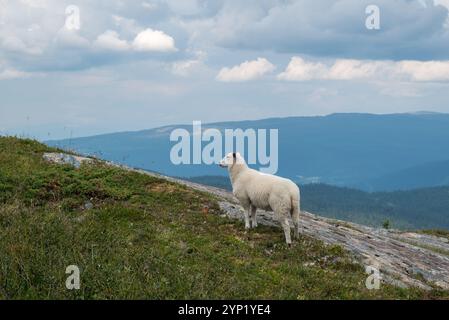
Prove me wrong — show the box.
[291,187,300,214]
[291,194,300,217]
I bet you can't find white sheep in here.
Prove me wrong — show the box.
[219,152,301,246]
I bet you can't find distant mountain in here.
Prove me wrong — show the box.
[186,175,449,230]
[46,112,449,191]
[369,159,449,191]
[302,184,449,230]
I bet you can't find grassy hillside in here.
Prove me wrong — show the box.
[186,176,449,230]
[0,137,447,299]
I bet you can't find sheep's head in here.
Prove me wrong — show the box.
[219,152,245,168]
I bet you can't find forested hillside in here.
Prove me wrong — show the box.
[186,176,449,230]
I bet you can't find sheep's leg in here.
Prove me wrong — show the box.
[291,201,300,239]
[276,211,292,246]
[243,205,251,230]
[281,217,292,246]
[250,205,257,228]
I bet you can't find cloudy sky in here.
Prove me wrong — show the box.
[1,0,449,139]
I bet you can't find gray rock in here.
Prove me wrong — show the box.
[83,201,93,210]
[43,152,93,168]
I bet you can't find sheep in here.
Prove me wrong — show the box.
[219,152,301,246]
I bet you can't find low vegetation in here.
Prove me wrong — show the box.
[418,229,449,240]
[1,137,448,299]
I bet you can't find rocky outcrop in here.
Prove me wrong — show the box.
[203,195,449,291]
[215,196,449,291]
[43,152,449,290]
[43,152,93,168]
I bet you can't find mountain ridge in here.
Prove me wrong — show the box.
[45,111,449,141]
[46,112,449,191]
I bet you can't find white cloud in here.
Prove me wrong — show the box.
[277,57,327,81]
[398,60,449,81]
[166,0,202,15]
[141,2,158,11]
[132,28,177,52]
[0,58,42,80]
[172,59,200,76]
[0,1,180,74]
[171,50,206,76]
[279,56,449,82]
[55,29,90,49]
[18,0,47,9]
[94,30,129,51]
[434,0,449,9]
[216,57,275,82]
[0,68,32,80]
[1,35,43,55]
[327,60,388,80]
[208,0,449,61]
[112,15,141,35]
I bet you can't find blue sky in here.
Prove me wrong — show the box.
[1,0,449,139]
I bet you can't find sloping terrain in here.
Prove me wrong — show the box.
[1,137,448,299]
[43,150,449,292]
[126,169,449,291]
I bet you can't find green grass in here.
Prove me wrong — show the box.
[0,137,448,299]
